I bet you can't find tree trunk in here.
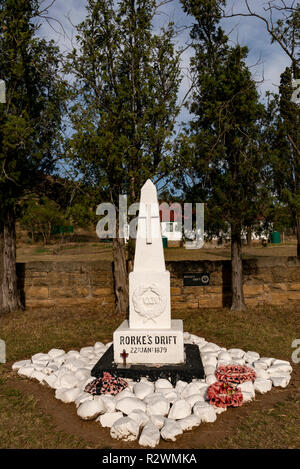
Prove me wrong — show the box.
[112,235,129,316]
[1,205,23,313]
[231,222,246,311]
[246,227,252,246]
[0,223,6,314]
[296,215,300,258]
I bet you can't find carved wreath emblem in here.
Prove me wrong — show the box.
[132,283,167,323]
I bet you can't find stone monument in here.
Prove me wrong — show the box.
[113,179,184,365]
[92,180,203,383]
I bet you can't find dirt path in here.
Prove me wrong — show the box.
[6,366,300,450]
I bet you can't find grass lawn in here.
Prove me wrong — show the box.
[0,303,299,449]
[16,240,298,263]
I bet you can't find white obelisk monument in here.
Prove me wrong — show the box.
[113,180,184,365]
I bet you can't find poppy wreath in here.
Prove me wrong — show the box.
[215,365,257,384]
[85,372,128,396]
[207,381,243,408]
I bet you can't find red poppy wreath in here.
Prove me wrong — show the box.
[215,365,257,384]
[207,381,243,408]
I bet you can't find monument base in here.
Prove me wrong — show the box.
[91,344,204,386]
[113,319,184,365]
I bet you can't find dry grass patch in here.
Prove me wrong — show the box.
[0,303,299,448]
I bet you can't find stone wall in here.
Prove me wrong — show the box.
[18,257,300,310]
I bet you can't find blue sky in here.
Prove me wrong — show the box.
[38,0,291,126]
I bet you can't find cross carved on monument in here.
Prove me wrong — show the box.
[139,203,159,245]
[121,349,128,367]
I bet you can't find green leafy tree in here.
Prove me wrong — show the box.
[66,0,181,314]
[265,67,300,254]
[0,0,65,313]
[20,197,67,245]
[178,0,269,310]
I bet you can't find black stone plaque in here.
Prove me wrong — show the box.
[183,272,210,286]
[91,344,204,385]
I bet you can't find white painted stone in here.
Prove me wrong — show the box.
[60,372,79,389]
[64,357,89,372]
[244,351,260,362]
[213,406,227,415]
[196,383,210,394]
[44,364,58,375]
[139,422,160,448]
[31,370,46,383]
[101,395,116,413]
[175,380,188,394]
[271,359,291,367]
[181,383,202,398]
[56,387,82,403]
[48,349,65,359]
[81,376,94,390]
[52,355,66,367]
[18,365,35,378]
[255,369,270,380]
[254,378,272,394]
[200,343,221,353]
[168,400,191,420]
[55,387,70,401]
[12,360,31,370]
[155,379,173,390]
[186,394,205,407]
[204,366,217,376]
[189,334,206,346]
[77,399,105,420]
[146,395,170,417]
[239,381,255,398]
[268,364,292,374]
[32,364,47,372]
[115,397,146,414]
[231,358,245,366]
[161,390,179,404]
[44,374,59,389]
[218,351,232,362]
[150,414,165,430]
[115,389,135,401]
[228,348,245,359]
[110,417,140,441]
[31,353,49,364]
[66,350,81,359]
[205,375,217,385]
[97,412,124,428]
[80,346,94,357]
[113,320,184,365]
[144,392,163,403]
[202,356,217,368]
[253,359,268,370]
[94,341,105,350]
[128,409,150,428]
[75,368,91,382]
[160,420,183,442]
[178,414,201,431]
[75,392,94,408]
[183,332,190,340]
[241,391,253,402]
[202,351,218,360]
[126,381,135,392]
[271,376,290,388]
[193,402,217,423]
[259,357,274,367]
